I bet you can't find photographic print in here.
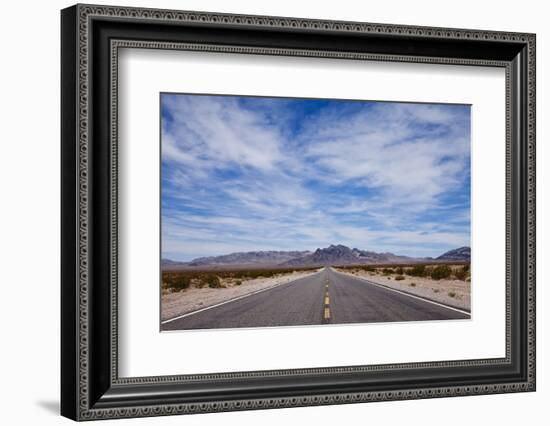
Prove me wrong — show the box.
[160,93,472,331]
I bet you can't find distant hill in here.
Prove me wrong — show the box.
[161,258,188,266]
[281,244,420,267]
[186,250,311,267]
[162,245,470,269]
[436,246,471,262]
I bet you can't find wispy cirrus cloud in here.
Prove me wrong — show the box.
[161,94,471,261]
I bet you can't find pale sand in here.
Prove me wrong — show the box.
[161,269,321,321]
[334,268,471,311]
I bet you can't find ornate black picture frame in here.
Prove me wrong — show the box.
[61,4,536,421]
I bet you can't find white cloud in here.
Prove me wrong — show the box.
[302,102,470,207]
[162,95,284,172]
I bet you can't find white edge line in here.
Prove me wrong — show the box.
[161,269,325,325]
[332,268,471,316]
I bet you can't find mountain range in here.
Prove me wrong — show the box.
[184,250,311,267]
[162,245,470,269]
[436,246,471,261]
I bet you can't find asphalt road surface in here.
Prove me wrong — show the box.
[161,267,470,331]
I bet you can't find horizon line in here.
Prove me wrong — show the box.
[162,244,471,263]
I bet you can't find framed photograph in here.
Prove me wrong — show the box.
[61,4,536,421]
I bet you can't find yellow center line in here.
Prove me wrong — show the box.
[323,278,331,322]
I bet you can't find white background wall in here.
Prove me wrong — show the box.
[0,0,546,424]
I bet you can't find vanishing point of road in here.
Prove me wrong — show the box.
[161,268,470,331]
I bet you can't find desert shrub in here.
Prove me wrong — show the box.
[163,274,191,291]
[431,265,452,280]
[235,280,242,286]
[454,270,467,280]
[448,291,457,298]
[240,270,278,279]
[409,282,416,287]
[382,267,394,275]
[395,266,404,275]
[173,275,191,291]
[199,274,221,288]
[364,266,375,272]
[207,275,221,288]
[433,288,440,293]
[408,265,426,277]
[454,265,470,280]
[395,275,405,281]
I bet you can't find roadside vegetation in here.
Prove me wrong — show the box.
[162,266,318,292]
[334,262,471,282]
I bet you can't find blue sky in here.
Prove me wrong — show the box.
[161,93,471,261]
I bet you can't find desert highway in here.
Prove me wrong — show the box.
[161,267,470,331]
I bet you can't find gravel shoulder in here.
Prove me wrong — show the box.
[161,269,321,321]
[334,268,471,311]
